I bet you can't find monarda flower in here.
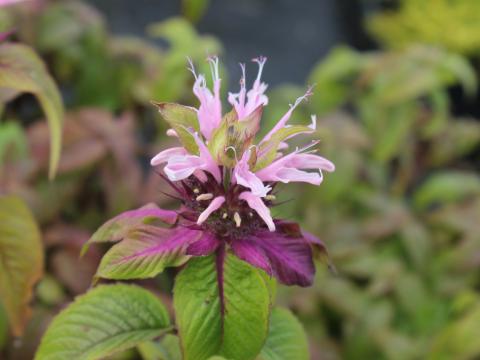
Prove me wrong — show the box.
[84,56,334,287]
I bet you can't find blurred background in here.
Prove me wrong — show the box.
[1,0,480,359]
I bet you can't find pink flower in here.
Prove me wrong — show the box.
[228,56,269,120]
[188,57,222,140]
[145,57,335,286]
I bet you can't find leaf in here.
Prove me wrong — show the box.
[81,203,178,256]
[182,0,210,23]
[429,302,480,360]
[0,195,43,336]
[253,125,312,171]
[258,308,309,360]
[413,172,480,210]
[0,43,64,178]
[174,252,270,360]
[95,226,202,280]
[137,335,182,360]
[152,102,200,154]
[35,284,171,360]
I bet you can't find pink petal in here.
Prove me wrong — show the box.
[233,149,270,197]
[190,57,222,140]
[239,191,275,231]
[261,86,313,143]
[193,132,221,183]
[150,147,187,166]
[197,196,226,225]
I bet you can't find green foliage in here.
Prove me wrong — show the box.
[309,45,476,162]
[0,43,64,178]
[174,254,270,360]
[35,284,171,360]
[0,195,43,337]
[258,308,309,360]
[367,0,480,56]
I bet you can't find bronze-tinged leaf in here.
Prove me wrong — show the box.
[0,195,44,336]
[0,43,64,179]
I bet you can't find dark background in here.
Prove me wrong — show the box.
[88,0,376,86]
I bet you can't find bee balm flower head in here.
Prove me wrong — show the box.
[149,57,334,286]
[87,56,334,287]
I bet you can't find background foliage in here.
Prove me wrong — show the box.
[0,0,479,359]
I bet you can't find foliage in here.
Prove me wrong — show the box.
[0,0,480,359]
[0,195,43,336]
[367,0,480,56]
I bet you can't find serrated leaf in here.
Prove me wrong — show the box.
[96,226,202,280]
[152,102,200,154]
[257,308,309,360]
[0,195,43,336]
[82,203,178,256]
[0,43,64,178]
[35,284,171,360]
[174,252,270,360]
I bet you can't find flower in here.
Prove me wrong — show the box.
[87,57,334,287]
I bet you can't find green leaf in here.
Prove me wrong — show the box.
[182,0,210,23]
[0,43,64,179]
[0,195,43,336]
[413,172,480,210]
[0,121,28,164]
[174,253,270,360]
[429,302,480,360]
[35,284,171,360]
[253,125,311,171]
[95,226,199,280]
[258,308,309,360]
[137,335,182,360]
[152,102,200,154]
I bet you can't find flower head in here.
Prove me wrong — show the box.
[149,57,334,286]
[88,57,334,287]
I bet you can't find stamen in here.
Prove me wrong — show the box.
[252,56,267,84]
[186,57,198,80]
[222,212,228,219]
[193,188,200,194]
[265,194,276,201]
[196,193,214,201]
[234,212,242,227]
[207,55,220,81]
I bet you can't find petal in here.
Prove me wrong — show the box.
[261,86,313,143]
[239,191,275,231]
[275,167,322,185]
[150,147,187,166]
[197,196,226,225]
[234,150,270,197]
[186,232,220,256]
[164,155,204,181]
[193,132,222,183]
[231,239,272,275]
[248,229,315,286]
[288,153,335,172]
[191,57,222,140]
